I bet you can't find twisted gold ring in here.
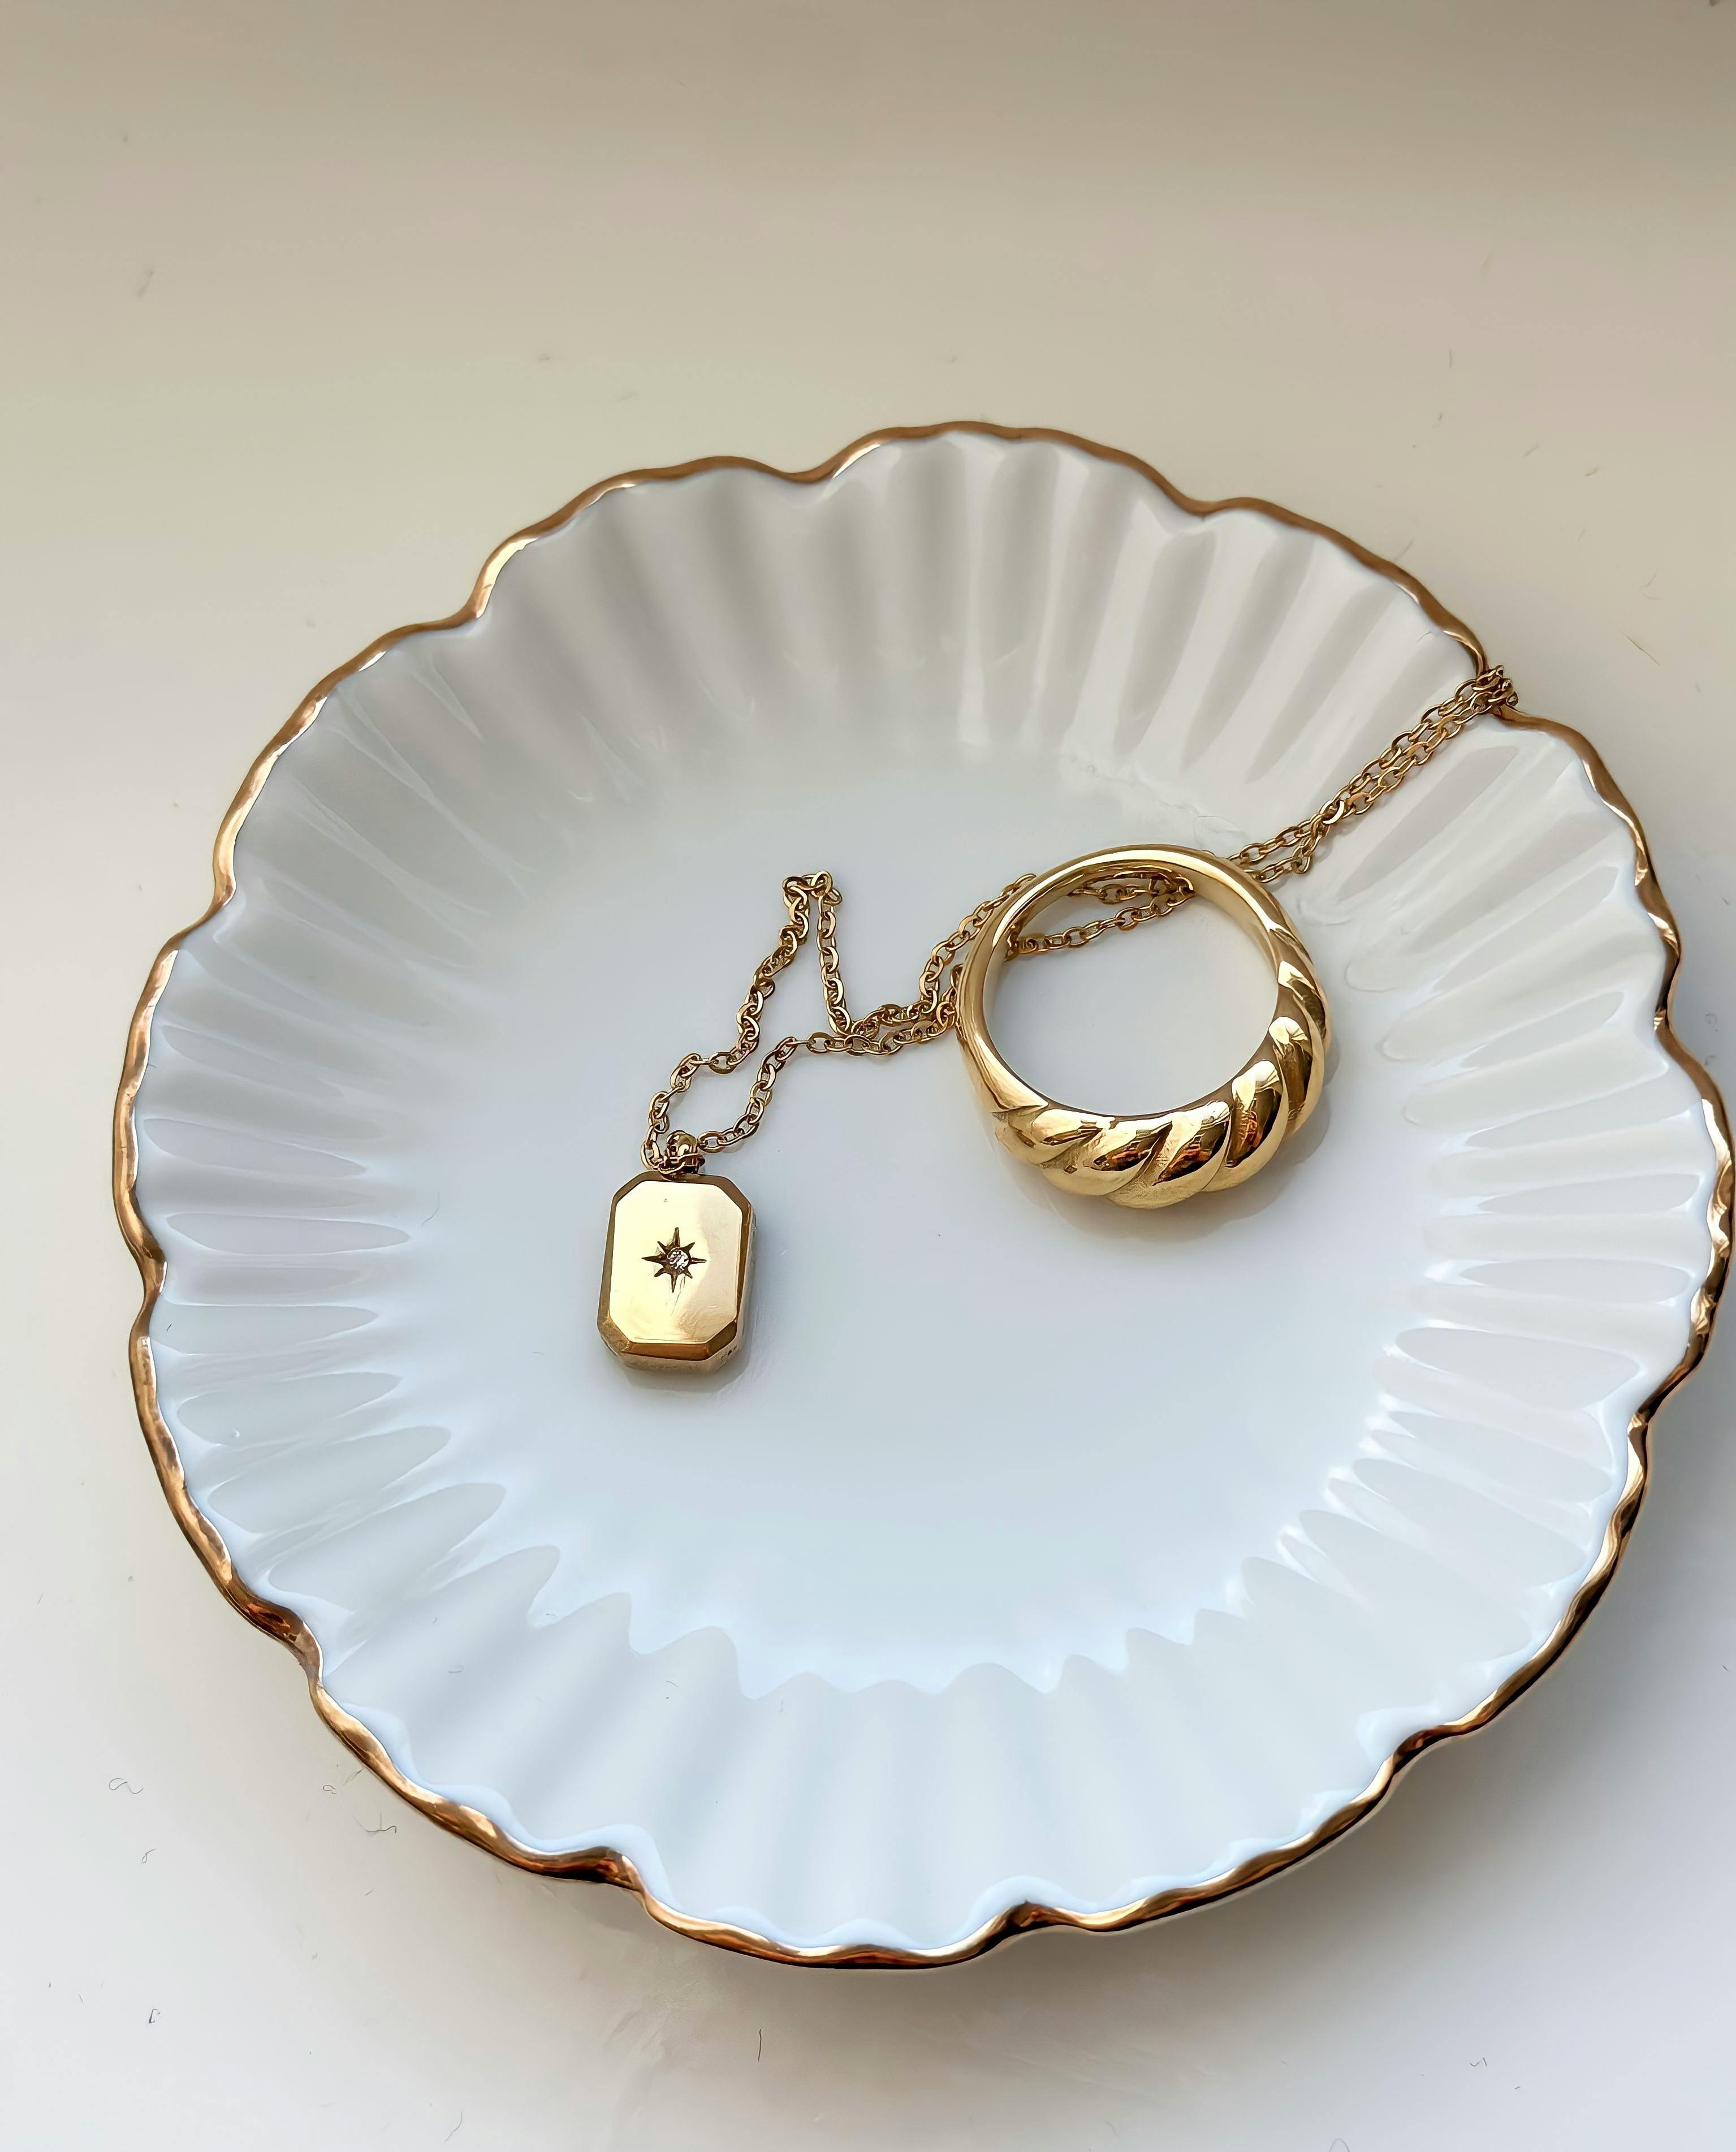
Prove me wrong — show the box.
[953,846,1329,1208]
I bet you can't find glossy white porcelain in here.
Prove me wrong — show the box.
[123,428,1726,1961]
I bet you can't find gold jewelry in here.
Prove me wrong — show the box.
[953,847,1326,1207]
[598,1172,753,1369]
[600,667,1518,1365]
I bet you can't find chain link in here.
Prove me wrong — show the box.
[641,667,1517,1176]
[1229,664,1517,884]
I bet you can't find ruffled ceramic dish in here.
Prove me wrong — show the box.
[115,424,1730,1966]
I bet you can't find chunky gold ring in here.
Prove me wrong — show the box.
[953,846,1329,1208]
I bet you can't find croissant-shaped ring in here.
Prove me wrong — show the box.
[953,846,1329,1208]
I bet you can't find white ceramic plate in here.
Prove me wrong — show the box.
[118,425,1729,1965]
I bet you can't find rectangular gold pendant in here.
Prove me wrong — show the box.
[598,1172,753,1371]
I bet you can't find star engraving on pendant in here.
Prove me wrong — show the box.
[644,1228,705,1294]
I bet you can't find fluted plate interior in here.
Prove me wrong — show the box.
[122,426,1727,1963]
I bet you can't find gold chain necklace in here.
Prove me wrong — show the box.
[599,666,1518,1369]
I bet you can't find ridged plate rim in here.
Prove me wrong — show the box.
[112,420,1733,1967]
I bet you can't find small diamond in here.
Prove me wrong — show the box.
[644,1229,705,1293]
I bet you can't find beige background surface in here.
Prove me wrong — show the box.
[3,2,1733,2145]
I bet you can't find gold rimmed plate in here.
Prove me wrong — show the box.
[116,424,1729,1964]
